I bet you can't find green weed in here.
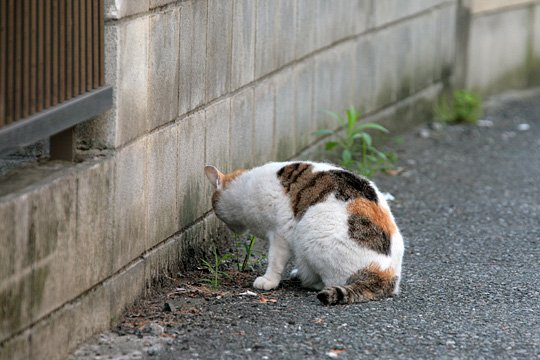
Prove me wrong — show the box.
[239,235,257,272]
[231,233,260,272]
[200,249,234,289]
[313,106,396,178]
[434,89,482,124]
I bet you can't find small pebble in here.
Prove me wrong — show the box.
[146,344,163,356]
[98,335,110,345]
[517,123,530,131]
[477,119,494,127]
[72,350,86,357]
[419,128,430,138]
[163,302,176,312]
[430,122,444,131]
[501,131,516,141]
[143,323,164,336]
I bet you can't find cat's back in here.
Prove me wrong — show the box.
[229,161,395,237]
[277,161,402,259]
[275,162,381,218]
[227,161,344,212]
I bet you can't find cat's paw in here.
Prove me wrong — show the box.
[253,276,280,290]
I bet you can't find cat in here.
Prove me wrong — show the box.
[204,161,404,305]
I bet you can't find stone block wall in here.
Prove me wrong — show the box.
[1,1,539,359]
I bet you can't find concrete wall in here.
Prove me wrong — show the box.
[1,0,539,359]
[461,0,540,94]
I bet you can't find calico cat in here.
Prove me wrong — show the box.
[204,161,404,305]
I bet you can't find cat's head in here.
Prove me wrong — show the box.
[204,165,247,232]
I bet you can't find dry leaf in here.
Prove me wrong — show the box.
[238,290,258,297]
[258,295,277,303]
[384,167,404,176]
[326,348,346,358]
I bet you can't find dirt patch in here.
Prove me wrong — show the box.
[113,268,303,338]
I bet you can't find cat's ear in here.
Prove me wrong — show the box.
[204,165,225,190]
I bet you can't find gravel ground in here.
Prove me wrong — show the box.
[71,89,540,360]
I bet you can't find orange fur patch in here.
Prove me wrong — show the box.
[366,262,396,282]
[221,168,246,188]
[347,198,397,237]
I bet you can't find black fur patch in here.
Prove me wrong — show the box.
[277,164,379,219]
[329,170,378,202]
[348,214,391,255]
[335,286,346,302]
[317,290,331,305]
[292,172,334,218]
[278,163,312,193]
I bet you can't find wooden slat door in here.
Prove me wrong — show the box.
[0,0,105,127]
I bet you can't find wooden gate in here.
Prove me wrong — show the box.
[0,0,112,159]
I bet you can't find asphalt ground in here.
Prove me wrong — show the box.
[71,89,540,360]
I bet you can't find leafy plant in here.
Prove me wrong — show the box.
[239,235,257,272]
[200,249,234,289]
[434,89,482,124]
[313,106,396,178]
[230,233,260,272]
[200,234,261,289]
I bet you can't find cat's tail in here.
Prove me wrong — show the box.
[317,264,398,305]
